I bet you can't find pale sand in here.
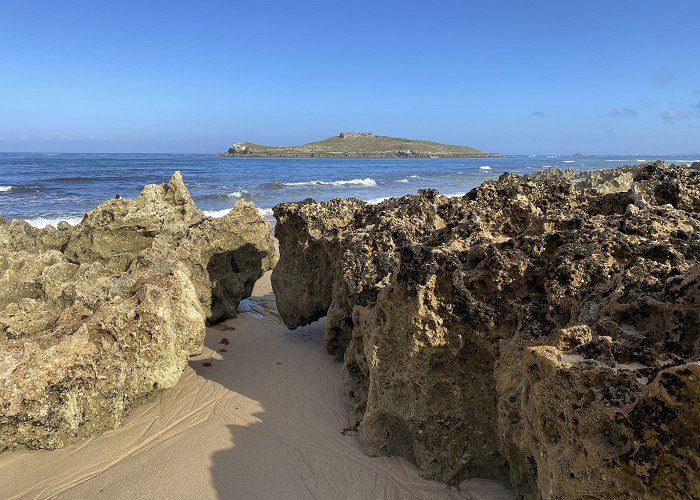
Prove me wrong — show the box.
[0,272,513,500]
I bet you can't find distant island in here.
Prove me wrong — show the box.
[219,132,499,158]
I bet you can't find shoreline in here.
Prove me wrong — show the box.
[3,157,699,228]
[9,160,698,230]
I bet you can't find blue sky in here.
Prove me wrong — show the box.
[0,0,698,154]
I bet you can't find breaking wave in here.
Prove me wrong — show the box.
[24,216,83,228]
[0,186,12,192]
[227,191,248,198]
[281,178,377,187]
[366,196,390,205]
[203,209,231,218]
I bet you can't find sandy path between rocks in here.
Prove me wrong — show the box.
[0,272,512,500]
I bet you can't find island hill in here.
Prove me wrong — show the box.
[220,132,499,158]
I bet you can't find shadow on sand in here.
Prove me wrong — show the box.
[191,285,513,500]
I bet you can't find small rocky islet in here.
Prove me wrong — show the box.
[220,131,500,158]
[1,162,698,499]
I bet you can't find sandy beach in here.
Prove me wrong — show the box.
[0,272,512,500]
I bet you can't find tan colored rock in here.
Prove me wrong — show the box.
[572,166,636,194]
[272,191,449,359]
[0,172,277,450]
[272,163,700,498]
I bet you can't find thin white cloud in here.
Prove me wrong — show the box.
[605,107,638,118]
[660,109,695,122]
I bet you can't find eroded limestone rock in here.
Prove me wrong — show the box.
[0,172,277,450]
[272,162,699,499]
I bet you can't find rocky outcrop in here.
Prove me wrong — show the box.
[0,172,277,450]
[227,143,249,155]
[272,161,699,499]
[571,165,639,194]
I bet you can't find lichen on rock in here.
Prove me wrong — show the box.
[0,172,277,450]
[271,161,699,498]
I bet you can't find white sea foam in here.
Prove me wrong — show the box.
[636,159,646,162]
[0,186,12,192]
[479,166,492,170]
[604,160,627,162]
[25,216,83,228]
[396,178,409,183]
[227,191,244,198]
[409,175,420,178]
[282,178,377,187]
[206,206,273,219]
[203,209,232,218]
[563,160,575,163]
[237,298,264,320]
[444,192,466,198]
[366,196,390,205]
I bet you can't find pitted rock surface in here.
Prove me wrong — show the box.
[0,172,277,450]
[272,161,699,499]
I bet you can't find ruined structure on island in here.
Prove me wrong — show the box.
[272,162,699,499]
[0,172,277,450]
[338,132,375,139]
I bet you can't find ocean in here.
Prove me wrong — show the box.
[1,152,698,227]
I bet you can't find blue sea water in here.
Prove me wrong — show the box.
[0,153,698,227]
